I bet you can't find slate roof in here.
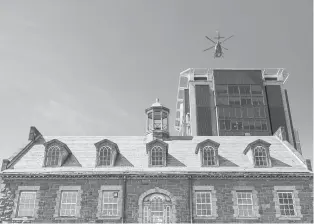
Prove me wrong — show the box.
[1,135,311,174]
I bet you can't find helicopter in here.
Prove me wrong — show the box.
[203,31,234,58]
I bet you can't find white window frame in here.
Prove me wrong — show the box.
[151,146,164,166]
[60,191,78,217]
[138,187,177,223]
[99,146,112,166]
[273,186,303,220]
[231,186,260,220]
[46,145,61,167]
[236,191,254,217]
[143,194,172,223]
[202,146,217,166]
[193,186,218,220]
[96,185,123,220]
[53,186,82,219]
[253,146,269,167]
[12,186,40,221]
[18,191,37,217]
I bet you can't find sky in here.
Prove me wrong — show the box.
[0,0,312,165]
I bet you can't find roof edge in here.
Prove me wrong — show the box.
[0,172,312,179]
[6,127,45,169]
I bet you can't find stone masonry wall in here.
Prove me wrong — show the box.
[0,177,312,223]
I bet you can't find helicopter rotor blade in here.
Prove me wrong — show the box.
[221,35,234,43]
[203,46,215,52]
[222,46,228,50]
[205,36,216,44]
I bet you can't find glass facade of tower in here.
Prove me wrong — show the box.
[215,84,269,136]
[175,68,298,151]
[212,69,272,136]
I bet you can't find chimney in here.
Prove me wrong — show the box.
[28,126,42,141]
[1,159,10,171]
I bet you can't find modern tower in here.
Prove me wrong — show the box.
[175,68,299,153]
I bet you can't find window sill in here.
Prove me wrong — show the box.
[96,216,121,220]
[194,216,217,220]
[54,217,79,220]
[12,218,35,221]
[235,216,259,220]
[278,216,302,220]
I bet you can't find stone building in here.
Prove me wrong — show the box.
[0,68,313,223]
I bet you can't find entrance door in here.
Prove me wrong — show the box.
[151,196,164,223]
[143,194,172,223]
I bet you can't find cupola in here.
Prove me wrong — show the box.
[145,99,170,141]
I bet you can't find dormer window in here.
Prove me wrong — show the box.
[203,146,217,166]
[46,146,61,166]
[152,146,163,166]
[43,139,72,167]
[195,139,220,167]
[95,139,120,167]
[99,146,111,166]
[243,139,272,168]
[253,146,268,167]
[146,139,168,167]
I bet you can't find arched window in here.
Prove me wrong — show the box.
[254,146,268,167]
[99,146,111,166]
[203,146,217,166]
[143,194,172,223]
[46,146,60,166]
[151,146,163,166]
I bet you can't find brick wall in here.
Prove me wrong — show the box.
[0,177,312,223]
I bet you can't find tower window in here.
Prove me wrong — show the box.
[241,96,252,105]
[217,96,228,105]
[243,120,250,131]
[247,108,254,118]
[252,96,264,106]
[239,85,251,95]
[215,85,228,95]
[228,85,240,95]
[261,120,268,131]
[235,108,242,118]
[251,85,263,95]
[229,96,241,105]
[255,120,262,131]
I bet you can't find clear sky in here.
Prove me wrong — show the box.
[0,0,312,165]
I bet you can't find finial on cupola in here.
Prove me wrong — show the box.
[144,98,170,141]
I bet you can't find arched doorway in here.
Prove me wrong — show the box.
[143,193,171,223]
[138,188,176,223]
